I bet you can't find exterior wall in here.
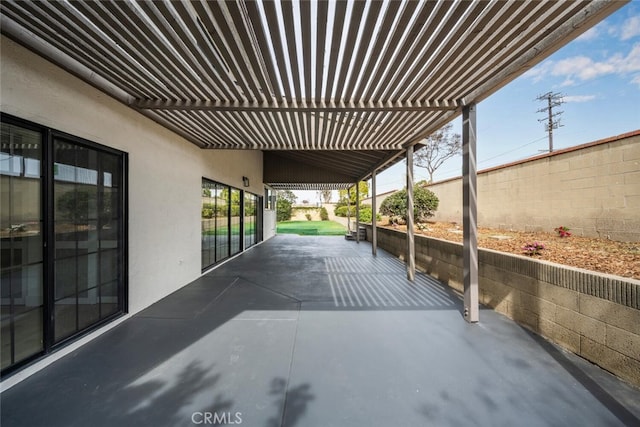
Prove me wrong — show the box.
[1,36,264,314]
[263,210,277,240]
[427,132,640,241]
[364,225,640,386]
[362,190,397,213]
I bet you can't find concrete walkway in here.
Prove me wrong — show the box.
[2,235,639,426]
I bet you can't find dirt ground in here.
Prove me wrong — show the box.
[378,220,640,280]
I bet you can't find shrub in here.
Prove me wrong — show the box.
[357,207,381,223]
[379,187,439,222]
[334,206,353,217]
[522,242,545,256]
[554,226,571,238]
[276,198,292,222]
[305,213,312,221]
[320,207,329,221]
[201,208,214,219]
[358,208,372,223]
[57,190,94,224]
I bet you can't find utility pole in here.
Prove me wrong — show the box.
[536,92,564,152]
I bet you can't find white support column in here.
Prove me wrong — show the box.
[463,104,479,323]
[371,171,377,256]
[406,146,415,281]
[355,182,360,243]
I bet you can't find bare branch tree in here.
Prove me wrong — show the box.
[321,189,332,203]
[414,123,461,182]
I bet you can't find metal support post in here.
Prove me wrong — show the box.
[346,186,351,234]
[406,146,415,281]
[463,104,479,323]
[372,171,377,256]
[355,182,360,243]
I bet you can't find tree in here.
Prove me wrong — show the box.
[276,198,292,222]
[321,190,332,203]
[334,204,380,223]
[277,190,297,205]
[319,206,329,221]
[276,190,297,222]
[379,186,439,223]
[337,182,369,206]
[414,123,461,182]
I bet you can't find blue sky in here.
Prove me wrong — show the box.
[371,1,640,195]
[294,1,640,203]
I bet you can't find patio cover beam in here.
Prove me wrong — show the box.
[133,99,461,112]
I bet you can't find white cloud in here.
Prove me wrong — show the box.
[563,95,596,103]
[523,62,552,83]
[559,77,576,87]
[526,42,640,86]
[621,16,640,41]
[572,20,637,42]
[576,26,600,42]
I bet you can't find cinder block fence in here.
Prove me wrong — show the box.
[426,130,640,242]
[364,225,640,387]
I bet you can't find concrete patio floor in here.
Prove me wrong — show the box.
[1,235,639,426]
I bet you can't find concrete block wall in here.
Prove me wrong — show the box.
[427,131,640,242]
[365,225,640,386]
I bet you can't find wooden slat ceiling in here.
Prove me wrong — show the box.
[0,0,626,189]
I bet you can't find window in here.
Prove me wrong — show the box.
[244,192,261,249]
[1,115,127,377]
[201,181,231,268]
[52,137,125,342]
[264,187,276,210]
[230,188,242,256]
[1,123,44,371]
[214,184,230,263]
[201,179,262,271]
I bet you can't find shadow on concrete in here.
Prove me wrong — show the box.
[1,235,638,427]
[267,378,315,427]
[522,327,640,426]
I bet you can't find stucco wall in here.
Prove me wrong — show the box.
[264,210,277,240]
[364,225,640,386]
[1,36,264,314]
[427,132,640,242]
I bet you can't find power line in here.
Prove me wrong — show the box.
[478,135,548,165]
[432,135,548,178]
[536,91,565,152]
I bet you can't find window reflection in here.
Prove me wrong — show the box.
[230,189,241,256]
[1,118,126,376]
[1,123,44,370]
[53,139,123,343]
[215,184,229,262]
[201,179,262,271]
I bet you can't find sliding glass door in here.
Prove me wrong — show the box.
[1,122,44,371]
[201,179,262,271]
[1,115,127,377]
[52,137,124,342]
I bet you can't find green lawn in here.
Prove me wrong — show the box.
[277,220,346,236]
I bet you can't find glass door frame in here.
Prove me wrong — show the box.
[1,114,128,378]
